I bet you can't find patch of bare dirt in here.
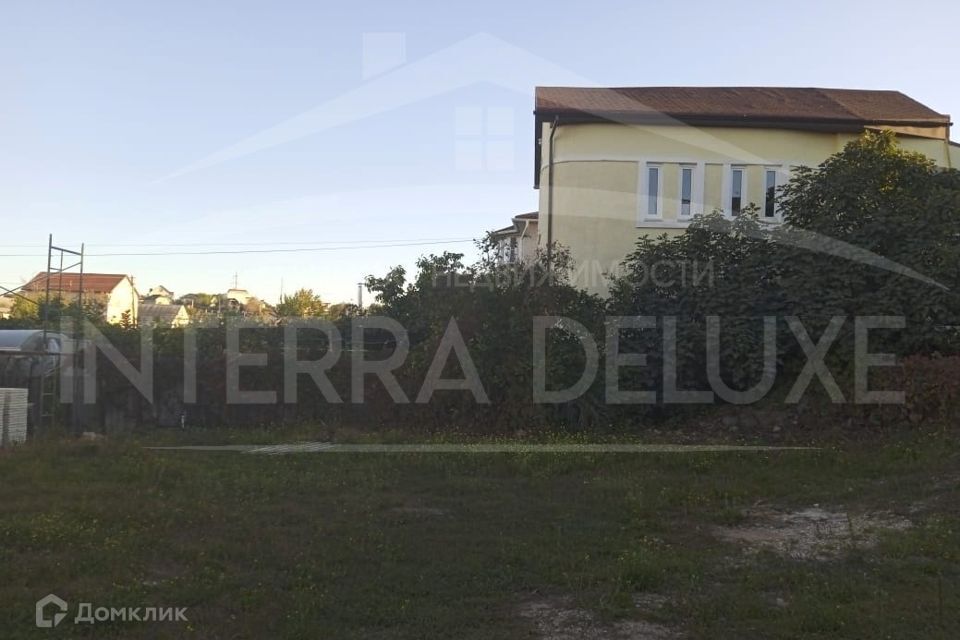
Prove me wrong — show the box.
[713,505,912,560]
[518,596,680,640]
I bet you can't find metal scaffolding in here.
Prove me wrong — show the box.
[0,234,85,433]
[40,235,85,431]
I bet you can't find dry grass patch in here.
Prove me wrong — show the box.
[519,595,680,640]
[713,505,912,560]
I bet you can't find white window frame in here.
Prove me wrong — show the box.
[677,164,696,220]
[641,162,663,221]
[727,165,747,217]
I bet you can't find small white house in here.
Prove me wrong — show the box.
[143,285,175,305]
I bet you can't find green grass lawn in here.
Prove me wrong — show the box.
[0,431,958,639]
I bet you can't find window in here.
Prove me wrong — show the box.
[645,164,662,218]
[730,167,744,216]
[498,237,518,263]
[764,169,777,218]
[679,165,694,218]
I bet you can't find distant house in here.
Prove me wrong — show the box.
[143,285,174,305]
[138,303,189,328]
[224,288,253,307]
[148,285,173,299]
[22,273,139,324]
[217,289,263,314]
[490,211,538,264]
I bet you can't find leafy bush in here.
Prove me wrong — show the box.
[775,130,960,356]
[606,131,960,410]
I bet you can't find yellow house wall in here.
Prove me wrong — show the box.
[544,122,847,166]
[703,164,724,213]
[538,121,956,295]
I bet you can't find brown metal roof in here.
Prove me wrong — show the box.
[535,86,950,125]
[22,272,129,294]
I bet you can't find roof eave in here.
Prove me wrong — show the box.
[534,108,951,128]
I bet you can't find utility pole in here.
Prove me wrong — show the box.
[357,282,363,311]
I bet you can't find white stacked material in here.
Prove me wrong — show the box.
[0,388,28,446]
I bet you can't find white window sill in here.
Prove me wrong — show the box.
[722,215,783,224]
[635,216,782,230]
[636,220,692,229]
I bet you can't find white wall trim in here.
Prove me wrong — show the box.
[694,161,706,217]
[635,161,645,225]
[720,163,731,217]
[636,220,694,230]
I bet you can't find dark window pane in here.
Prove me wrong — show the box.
[681,167,692,217]
[648,167,659,216]
[765,170,777,217]
[731,169,743,216]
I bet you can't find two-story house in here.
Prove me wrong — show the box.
[143,285,175,305]
[532,86,958,293]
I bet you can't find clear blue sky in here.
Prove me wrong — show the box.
[2,0,958,304]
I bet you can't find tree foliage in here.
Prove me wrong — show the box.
[774,130,960,354]
[607,131,960,400]
[9,294,106,324]
[275,288,327,318]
